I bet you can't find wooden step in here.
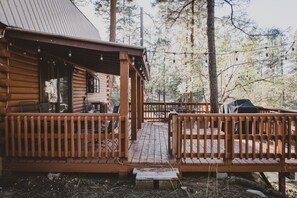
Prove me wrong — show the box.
[133,168,179,190]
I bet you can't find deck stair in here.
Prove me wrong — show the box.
[133,168,179,190]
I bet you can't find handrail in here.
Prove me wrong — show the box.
[168,113,297,160]
[5,113,128,159]
[129,102,211,122]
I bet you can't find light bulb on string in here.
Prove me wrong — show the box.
[132,57,135,65]
[68,50,72,57]
[173,53,176,63]
[37,46,41,53]
[292,47,295,51]
[204,53,208,63]
[100,54,103,61]
[265,47,268,57]
[235,51,238,61]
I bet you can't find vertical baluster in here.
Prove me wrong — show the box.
[281,116,286,159]
[239,117,243,159]
[44,116,48,157]
[197,117,200,158]
[252,116,257,159]
[37,116,41,157]
[118,116,121,157]
[217,117,221,159]
[190,117,193,159]
[266,116,271,159]
[210,117,214,158]
[224,117,228,159]
[245,117,249,159]
[183,116,187,159]
[288,116,292,159]
[204,117,208,159]
[51,116,55,157]
[91,116,95,158]
[5,116,9,157]
[105,116,108,158]
[31,116,35,157]
[259,116,264,159]
[84,116,88,157]
[177,117,181,159]
[97,116,101,157]
[77,116,81,157]
[111,116,115,158]
[11,116,15,157]
[58,116,61,158]
[275,116,280,158]
[71,116,75,158]
[17,116,22,157]
[64,116,68,158]
[24,116,28,157]
[231,117,235,159]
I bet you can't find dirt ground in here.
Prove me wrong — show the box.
[0,172,296,198]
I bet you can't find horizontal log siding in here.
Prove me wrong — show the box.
[5,45,39,113]
[0,39,8,148]
[72,66,87,113]
[72,67,107,113]
[87,73,107,104]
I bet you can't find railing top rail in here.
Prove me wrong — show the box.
[174,113,297,117]
[143,102,211,105]
[5,113,121,117]
[256,106,297,113]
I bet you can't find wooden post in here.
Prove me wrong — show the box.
[131,70,137,140]
[279,172,286,196]
[120,51,129,158]
[137,75,142,129]
[141,80,144,123]
[171,113,178,156]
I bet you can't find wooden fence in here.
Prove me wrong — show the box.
[5,113,127,159]
[168,113,297,160]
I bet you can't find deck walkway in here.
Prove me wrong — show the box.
[128,122,176,165]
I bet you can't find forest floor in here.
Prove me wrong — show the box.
[0,172,297,198]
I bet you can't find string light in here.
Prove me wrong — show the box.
[235,51,238,61]
[68,50,72,57]
[204,53,208,63]
[173,53,176,63]
[132,57,135,65]
[265,47,268,57]
[100,54,103,61]
[37,46,41,53]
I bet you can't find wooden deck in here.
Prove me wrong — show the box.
[127,121,297,173]
[128,122,175,165]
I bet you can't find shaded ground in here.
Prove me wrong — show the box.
[0,172,296,197]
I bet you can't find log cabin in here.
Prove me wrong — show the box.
[0,0,148,174]
[0,0,297,196]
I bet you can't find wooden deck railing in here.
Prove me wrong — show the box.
[257,106,297,114]
[129,102,211,122]
[5,113,128,159]
[168,113,297,160]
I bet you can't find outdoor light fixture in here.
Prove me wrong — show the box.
[173,53,176,63]
[100,54,103,61]
[68,50,72,57]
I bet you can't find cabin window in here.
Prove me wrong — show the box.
[87,72,100,93]
[40,57,72,113]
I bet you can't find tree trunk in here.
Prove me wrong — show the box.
[110,0,116,42]
[207,0,219,113]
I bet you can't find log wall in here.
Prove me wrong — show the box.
[72,66,107,113]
